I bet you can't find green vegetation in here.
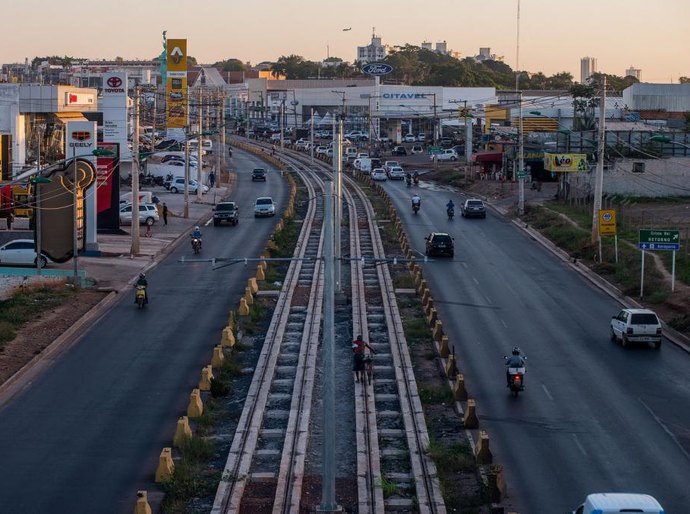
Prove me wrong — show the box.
[419,385,454,405]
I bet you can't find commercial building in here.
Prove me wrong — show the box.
[580,56,597,83]
[357,31,389,64]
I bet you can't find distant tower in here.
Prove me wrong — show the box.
[421,41,432,51]
[357,27,388,63]
[625,65,641,81]
[580,56,597,83]
[435,41,447,54]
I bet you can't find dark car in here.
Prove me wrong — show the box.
[425,232,454,258]
[392,146,408,156]
[213,202,239,226]
[252,168,267,181]
[461,198,486,219]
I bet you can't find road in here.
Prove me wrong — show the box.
[0,150,288,514]
[382,178,690,512]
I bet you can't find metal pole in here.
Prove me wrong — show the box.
[640,250,645,298]
[592,76,606,243]
[518,91,525,215]
[72,146,78,282]
[335,118,342,292]
[464,100,472,165]
[310,107,315,165]
[320,181,338,512]
[432,94,438,148]
[672,250,676,293]
[184,127,190,218]
[197,88,203,201]
[36,130,42,276]
[215,90,221,188]
[220,91,226,171]
[131,86,141,255]
[280,99,285,151]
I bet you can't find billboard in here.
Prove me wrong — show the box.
[96,142,120,232]
[166,39,188,129]
[101,72,130,160]
[544,153,589,172]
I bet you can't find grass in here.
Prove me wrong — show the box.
[419,385,454,405]
[242,302,266,335]
[403,314,431,348]
[380,475,398,498]
[427,438,475,473]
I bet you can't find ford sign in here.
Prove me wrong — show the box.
[361,62,393,76]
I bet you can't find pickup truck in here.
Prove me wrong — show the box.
[213,202,239,226]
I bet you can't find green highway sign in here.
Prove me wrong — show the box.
[428,147,443,155]
[638,229,680,251]
[517,170,529,179]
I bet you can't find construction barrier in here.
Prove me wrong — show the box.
[199,365,214,391]
[463,399,479,428]
[248,277,259,294]
[445,353,457,377]
[134,491,152,514]
[475,430,493,464]
[187,388,204,418]
[155,448,174,483]
[173,416,193,447]
[238,298,250,315]
[244,286,254,306]
[211,345,225,368]
[432,320,444,341]
[439,335,449,358]
[256,265,265,281]
[221,327,236,348]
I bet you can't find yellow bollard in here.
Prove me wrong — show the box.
[256,265,265,281]
[244,286,254,306]
[463,399,479,428]
[155,448,174,483]
[453,374,468,400]
[417,279,427,295]
[259,258,267,271]
[425,298,434,316]
[134,490,152,514]
[221,327,236,348]
[248,277,259,294]
[421,289,430,306]
[173,416,193,447]
[187,389,204,418]
[199,365,214,391]
[211,345,225,368]
[475,430,493,464]
[445,353,457,377]
[432,320,444,341]
[238,297,250,316]
[439,335,450,358]
[427,308,437,326]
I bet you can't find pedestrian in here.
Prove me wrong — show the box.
[145,224,152,238]
[352,334,376,384]
[208,170,216,188]
[162,203,168,225]
[6,211,13,230]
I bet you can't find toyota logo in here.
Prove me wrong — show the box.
[107,76,122,88]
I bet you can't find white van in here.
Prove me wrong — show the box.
[572,493,665,514]
[188,139,213,154]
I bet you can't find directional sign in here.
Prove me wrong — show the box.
[638,229,680,251]
[517,170,529,179]
[427,146,443,155]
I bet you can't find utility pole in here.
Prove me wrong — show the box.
[36,128,43,276]
[280,97,285,151]
[215,89,221,187]
[131,86,141,256]
[184,124,190,218]
[197,87,203,201]
[335,118,342,292]
[518,90,525,216]
[592,76,607,245]
[220,89,226,172]
[310,107,315,165]
[463,100,472,165]
[432,93,438,148]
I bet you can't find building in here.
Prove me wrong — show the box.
[580,56,597,83]
[475,48,502,63]
[625,66,641,81]
[357,30,388,64]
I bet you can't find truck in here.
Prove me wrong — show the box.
[213,202,239,226]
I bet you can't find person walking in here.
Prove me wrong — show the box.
[208,170,216,188]
[352,334,376,384]
[162,203,168,225]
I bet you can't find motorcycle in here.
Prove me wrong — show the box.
[191,237,202,255]
[406,178,412,188]
[412,203,420,215]
[447,207,454,220]
[413,175,419,185]
[135,285,147,309]
[504,356,526,397]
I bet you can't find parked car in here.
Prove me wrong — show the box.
[315,145,328,155]
[119,203,160,226]
[392,146,408,156]
[431,149,459,161]
[387,166,406,180]
[213,202,239,226]
[371,168,387,181]
[254,196,276,217]
[169,178,209,195]
[0,239,52,268]
[461,199,486,218]
[252,168,267,181]
[403,134,416,143]
[610,308,662,349]
[417,133,427,142]
[571,493,664,514]
[410,145,424,155]
[425,232,455,258]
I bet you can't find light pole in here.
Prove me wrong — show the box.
[423,93,438,147]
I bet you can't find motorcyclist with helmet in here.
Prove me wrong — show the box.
[191,225,203,249]
[411,193,421,212]
[135,273,149,304]
[505,346,526,387]
[413,170,420,184]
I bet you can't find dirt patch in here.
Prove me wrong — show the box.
[0,288,108,384]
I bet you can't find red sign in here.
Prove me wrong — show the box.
[106,76,122,88]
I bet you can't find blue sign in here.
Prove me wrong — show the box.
[361,62,393,76]
[638,243,680,251]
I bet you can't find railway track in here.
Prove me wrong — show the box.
[212,139,446,513]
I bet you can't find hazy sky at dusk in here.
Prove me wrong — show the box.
[4,0,689,83]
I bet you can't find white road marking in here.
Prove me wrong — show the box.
[462,262,468,269]
[501,319,508,329]
[572,434,588,457]
[541,384,553,401]
[204,218,212,227]
[484,295,492,305]
[639,397,690,462]
[473,277,479,285]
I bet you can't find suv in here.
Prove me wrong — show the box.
[431,149,459,161]
[252,168,267,181]
[461,198,486,218]
[610,308,662,349]
[169,178,209,195]
[119,203,159,226]
[254,196,276,217]
[425,232,455,258]
[213,202,239,226]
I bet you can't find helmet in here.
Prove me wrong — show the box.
[512,347,521,356]
[357,334,363,340]
[195,226,200,231]
[139,273,145,279]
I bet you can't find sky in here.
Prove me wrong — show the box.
[4,0,689,83]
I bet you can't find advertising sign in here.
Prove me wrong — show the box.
[544,153,589,172]
[64,92,96,107]
[96,143,120,232]
[166,39,188,129]
[101,72,129,160]
[598,209,617,236]
[361,62,393,76]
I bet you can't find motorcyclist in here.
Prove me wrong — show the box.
[135,273,148,304]
[505,346,525,387]
[191,226,203,249]
[413,170,420,184]
[446,199,455,212]
[411,194,421,211]
[405,172,412,187]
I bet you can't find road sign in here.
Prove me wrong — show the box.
[638,229,680,251]
[598,209,617,236]
[517,170,529,179]
[427,147,443,155]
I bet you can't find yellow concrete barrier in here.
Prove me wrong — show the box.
[187,389,204,418]
[221,327,236,348]
[227,310,236,330]
[199,365,214,391]
[425,298,434,316]
[463,399,479,428]
[211,345,225,368]
[421,289,430,306]
[475,430,493,464]
[155,448,174,483]
[248,277,259,294]
[276,219,284,232]
[405,247,413,260]
[134,490,152,514]
[256,265,265,281]
[445,352,457,377]
[259,258,267,271]
[487,465,506,503]
[453,374,468,400]
[417,279,427,295]
[173,416,193,447]
[238,297,250,316]
[439,335,449,358]
[244,286,254,306]
[427,308,437,326]
[432,320,443,341]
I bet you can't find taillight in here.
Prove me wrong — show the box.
[626,328,633,335]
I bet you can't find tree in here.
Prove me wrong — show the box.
[570,83,597,131]
[213,58,246,72]
[271,55,320,79]
[679,76,690,84]
[545,72,574,89]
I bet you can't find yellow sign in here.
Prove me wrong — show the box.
[544,153,589,172]
[166,39,188,129]
[598,209,617,236]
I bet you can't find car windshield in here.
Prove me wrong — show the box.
[630,313,659,325]
[433,235,452,244]
[216,203,236,211]
[257,199,273,205]
[467,201,484,207]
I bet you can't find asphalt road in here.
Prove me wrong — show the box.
[0,150,288,513]
[382,179,690,513]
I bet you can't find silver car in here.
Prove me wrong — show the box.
[119,203,160,226]
[254,197,276,217]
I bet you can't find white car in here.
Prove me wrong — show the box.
[431,149,459,161]
[610,308,662,349]
[254,196,276,217]
[383,160,400,173]
[119,203,160,226]
[403,134,416,143]
[387,166,406,180]
[411,145,424,155]
[0,239,52,268]
[371,169,387,181]
[169,178,209,195]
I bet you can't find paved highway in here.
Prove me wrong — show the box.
[382,179,690,512]
[0,151,288,513]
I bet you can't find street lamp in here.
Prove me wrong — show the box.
[422,93,438,147]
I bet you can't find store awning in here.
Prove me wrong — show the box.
[474,151,503,162]
[54,112,87,123]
